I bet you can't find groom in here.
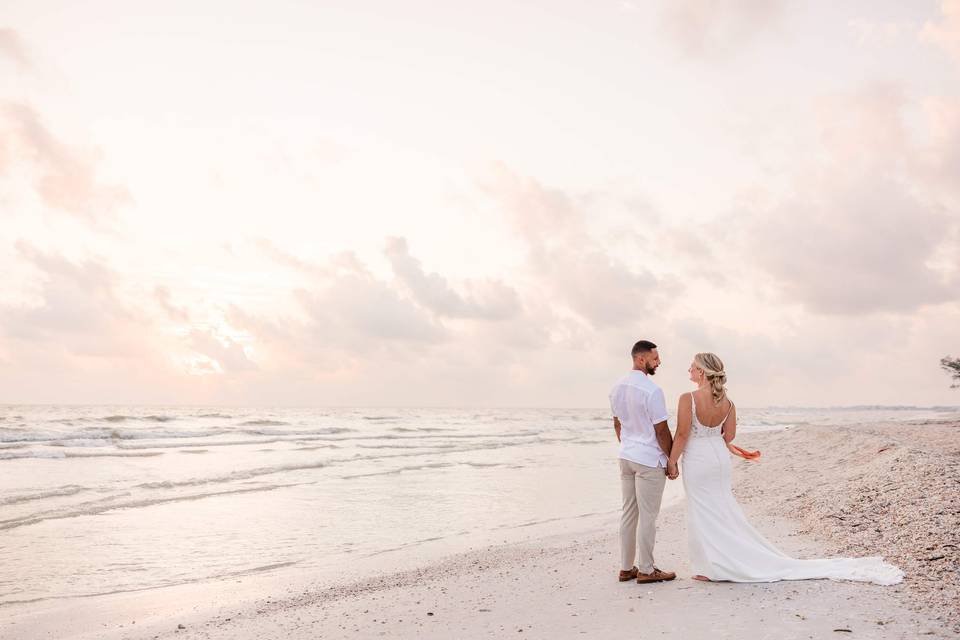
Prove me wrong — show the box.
[609,339,677,584]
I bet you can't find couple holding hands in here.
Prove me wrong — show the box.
[610,340,902,586]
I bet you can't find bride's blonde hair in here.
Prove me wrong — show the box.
[694,352,727,405]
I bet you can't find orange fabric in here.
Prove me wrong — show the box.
[727,443,761,461]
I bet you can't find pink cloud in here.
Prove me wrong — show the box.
[154,285,190,322]
[921,0,960,64]
[225,248,448,379]
[660,0,783,58]
[2,242,144,357]
[737,85,960,315]
[919,96,960,197]
[747,176,956,314]
[0,28,30,70]
[1,101,132,225]
[384,237,520,321]
[255,238,329,276]
[188,328,258,373]
[482,165,671,329]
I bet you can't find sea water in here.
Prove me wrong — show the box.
[0,404,956,609]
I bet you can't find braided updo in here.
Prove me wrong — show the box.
[694,352,727,405]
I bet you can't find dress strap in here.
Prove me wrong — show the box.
[719,401,735,427]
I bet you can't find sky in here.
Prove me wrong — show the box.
[0,0,958,408]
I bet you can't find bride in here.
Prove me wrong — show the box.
[665,352,903,585]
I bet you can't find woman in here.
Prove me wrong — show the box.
[666,352,903,585]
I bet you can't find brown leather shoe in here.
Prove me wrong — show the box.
[636,567,676,583]
[618,566,638,582]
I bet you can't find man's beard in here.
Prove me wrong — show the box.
[645,363,658,375]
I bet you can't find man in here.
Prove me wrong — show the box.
[609,339,677,584]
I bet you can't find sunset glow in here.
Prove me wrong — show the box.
[1,1,958,406]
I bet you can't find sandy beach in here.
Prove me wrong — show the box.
[4,417,957,640]
[5,2,960,636]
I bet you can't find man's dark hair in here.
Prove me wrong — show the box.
[631,340,657,357]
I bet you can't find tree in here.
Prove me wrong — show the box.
[941,356,960,388]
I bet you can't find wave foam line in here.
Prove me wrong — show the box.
[0,482,311,532]
[134,461,329,490]
[0,485,89,506]
[341,460,504,479]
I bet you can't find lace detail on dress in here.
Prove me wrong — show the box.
[689,394,725,439]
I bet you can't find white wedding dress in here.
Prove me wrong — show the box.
[681,395,903,585]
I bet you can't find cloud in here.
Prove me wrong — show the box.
[254,238,328,276]
[0,28,30,70]
[226,249,448,380]
[848,19,910,47]
[154,285,190,322]
[1,241,143,357]
[0,243,264,385]
[737,85,960,315]
[747,176,956,314]
[188,328,258,373]
[223,232,591,400]
[918,96,960,197]
[815,84,908,167]
[294,269,447,348]
[662,307,955,406]
[384,236,520,320]
[0,101,132,224]
[482,165,668,329]
[921,0,960,64]
[216,234,583,404]
[251,236,530,364]
[660,0,783,58]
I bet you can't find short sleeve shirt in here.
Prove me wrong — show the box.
[609,371,669,468]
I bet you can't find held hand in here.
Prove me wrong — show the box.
[666,461,679,480]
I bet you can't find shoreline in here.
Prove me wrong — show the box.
[2,418,957,639]
[12,505,950,640]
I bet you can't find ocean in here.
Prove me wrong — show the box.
[1,404,957,611]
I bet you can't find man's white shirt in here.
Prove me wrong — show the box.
[609,370,670,468]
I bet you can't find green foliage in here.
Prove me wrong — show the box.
[941,356,960,388]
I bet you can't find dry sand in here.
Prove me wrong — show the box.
[734,419,960,633]
[4,419,958,640]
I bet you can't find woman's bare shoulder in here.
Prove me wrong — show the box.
[721,397,736,416]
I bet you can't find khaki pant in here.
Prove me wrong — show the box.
[619,458,666,573]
